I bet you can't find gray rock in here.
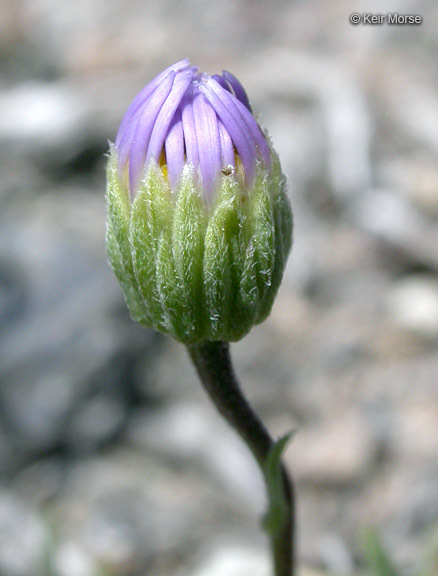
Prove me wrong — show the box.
[66,394,127,452]
[182,541,270,576]
[318,534,353,575]
[0,202,154,459]
[385,275,438,337]
[14,458,65,505]
[0,492,48,576]
[349,188,438,271]
[288,413,376,486]
[128,402,265,514]
[246,50,372,199]
[53,541,97,576]
[58,450,224,572]
[0,82,87,146]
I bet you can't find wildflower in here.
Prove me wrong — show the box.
[106,59,292,343]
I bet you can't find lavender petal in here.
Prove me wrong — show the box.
[165,107,184,191]
[218,120,235,168]
[181,90,199,169]
[115,59,271,200]
[129,71,176,196]
[222,70,252,112]
[199,77,257,184]
[116,104,145,175]
[193,91,222,199]
[206,75,270,170]
[146,69,195,164]
[232,96,271,169]
[115,58,192,148]
[212,74,232,93]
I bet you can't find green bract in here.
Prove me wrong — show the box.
[106,146,292,344]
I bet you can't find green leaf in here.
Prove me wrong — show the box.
[262,431,296,536]
[362,527,399,576]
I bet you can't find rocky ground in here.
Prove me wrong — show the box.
[0,1,437,575]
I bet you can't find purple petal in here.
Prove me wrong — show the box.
[115,58,192,148]
[218,120,235,168]
[128,71,176,196]
[146,69,195,164]
[116,66,198,172]
[164,107,184,190]
[198,76,257,183]
[205,75,271,171]
[116,104,145,175]
[222,70,252,112]
[181,90,199,169]
[114,60,271,200]
[212,74,232,92]
[232,96,271,169]
[193,91,221,199]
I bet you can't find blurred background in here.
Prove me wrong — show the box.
[0,1,437,575]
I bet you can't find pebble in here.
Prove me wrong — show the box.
[183,542,270,576]
[385,275,438,337]
[53,542,97,576]
[289,413,376,486]
[0,493,48,576]
[128,402,265,513]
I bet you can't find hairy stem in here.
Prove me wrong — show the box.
[188,340,295,576]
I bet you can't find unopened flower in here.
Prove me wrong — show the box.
[106,59,293,343]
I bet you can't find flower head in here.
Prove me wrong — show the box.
[106,60,293,344]
[115,58,271,200]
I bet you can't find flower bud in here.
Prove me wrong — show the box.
[106,59,293,344]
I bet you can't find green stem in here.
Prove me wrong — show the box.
[188,340,295,576]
